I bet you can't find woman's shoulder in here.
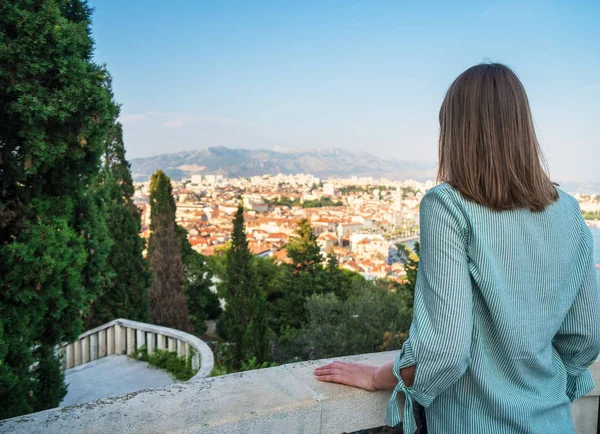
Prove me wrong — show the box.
[425,183,580,214]
[553,186,580,210]
[422,182,467,207]
[420,183,469,221]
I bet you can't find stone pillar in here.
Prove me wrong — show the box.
[177,340,185,358]
[74,340,82,367]
[147,333,155,355]
[168,337,176,352]
[115,324,126,354]
[157,334,166,350]
[136,329,145,351]
[81,336,90,364]
[90,333,98,361]
[98,329,106,358]
[66,343,74,369]
[184,342,190,361]
[127,328,136,355]
[191,352,200,371]
[107,326,115,355]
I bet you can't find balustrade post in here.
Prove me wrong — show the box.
[107,326,115,355]
[115,324,126,354]
[177,340,185,357]
[127,328,136,355]
[168,337,176,352]
[74,340,82,366]
[136,329,145,351]
[90,333,98,361]
[191,352,200,371]
[157,334,166,350]
[184,342,189,361]
[66,343,74,369]
[147,332,155,355]
[98,329,106,358]
[81,336,90,364]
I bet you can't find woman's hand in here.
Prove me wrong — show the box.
[313,360,378,392]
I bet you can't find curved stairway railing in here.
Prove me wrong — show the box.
[57,318,214,379]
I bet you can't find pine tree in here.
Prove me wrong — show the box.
[221,204,270,369]
[276,219,326,330]
[86,122,151,327]
[0,0,117,418]
[147,170,190,331]
[287,219,323,274]
[324,250,360,300]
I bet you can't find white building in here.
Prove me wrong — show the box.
[323,183,336,196]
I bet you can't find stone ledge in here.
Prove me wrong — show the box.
[1,352,598,434]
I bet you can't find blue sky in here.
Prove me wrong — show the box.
[89,0,600,182]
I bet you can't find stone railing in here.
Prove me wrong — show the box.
[2,351,598,433]
[57,318,214,379]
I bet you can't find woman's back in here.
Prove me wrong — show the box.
[416,183,599,433]
[315,63,599,434]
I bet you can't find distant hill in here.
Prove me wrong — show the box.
[130,146,437,182]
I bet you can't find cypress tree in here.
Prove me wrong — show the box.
[147,170,190,331]
[221,204,269,369]
[86,122,151,327]
[0,0,117,417]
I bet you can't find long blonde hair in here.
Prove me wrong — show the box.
[438,63,558,212]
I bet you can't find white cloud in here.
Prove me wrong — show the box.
[119,113,146,122]
[162,119,186,128]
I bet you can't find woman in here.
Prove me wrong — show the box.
[313,63,600,434]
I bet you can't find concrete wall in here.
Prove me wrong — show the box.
[1,352,598,434]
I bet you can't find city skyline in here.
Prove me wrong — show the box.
[90,0,600,182]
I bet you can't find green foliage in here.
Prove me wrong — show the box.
[148,170,190,331]
[209,218,416,370]
[273,241,419,363]
[131,347,196,381]
[254,256,292,330]
[324,251,363,300]
[402,242,420,297]
[209,339,278,377]
[266,197,343,208]
[278,280,414,362]
[178,225,221,334]
[86,122,150,327]
[268,220,374,362]
[32,346,68,413]
[301,197,344,208]
[338,185,370,195]
[0,0,118,417]
[219,204,270,369]
[582,210,600,221]
[269,219,326,332]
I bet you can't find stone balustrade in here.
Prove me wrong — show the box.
[57,318,214,379]
[1,351,598,433]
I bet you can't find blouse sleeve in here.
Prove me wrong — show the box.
[553,221,600,401]
[386,188,473,434]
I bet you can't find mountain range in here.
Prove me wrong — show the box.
[129,146,437,182]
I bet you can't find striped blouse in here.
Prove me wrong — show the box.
[386,183,600,434]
